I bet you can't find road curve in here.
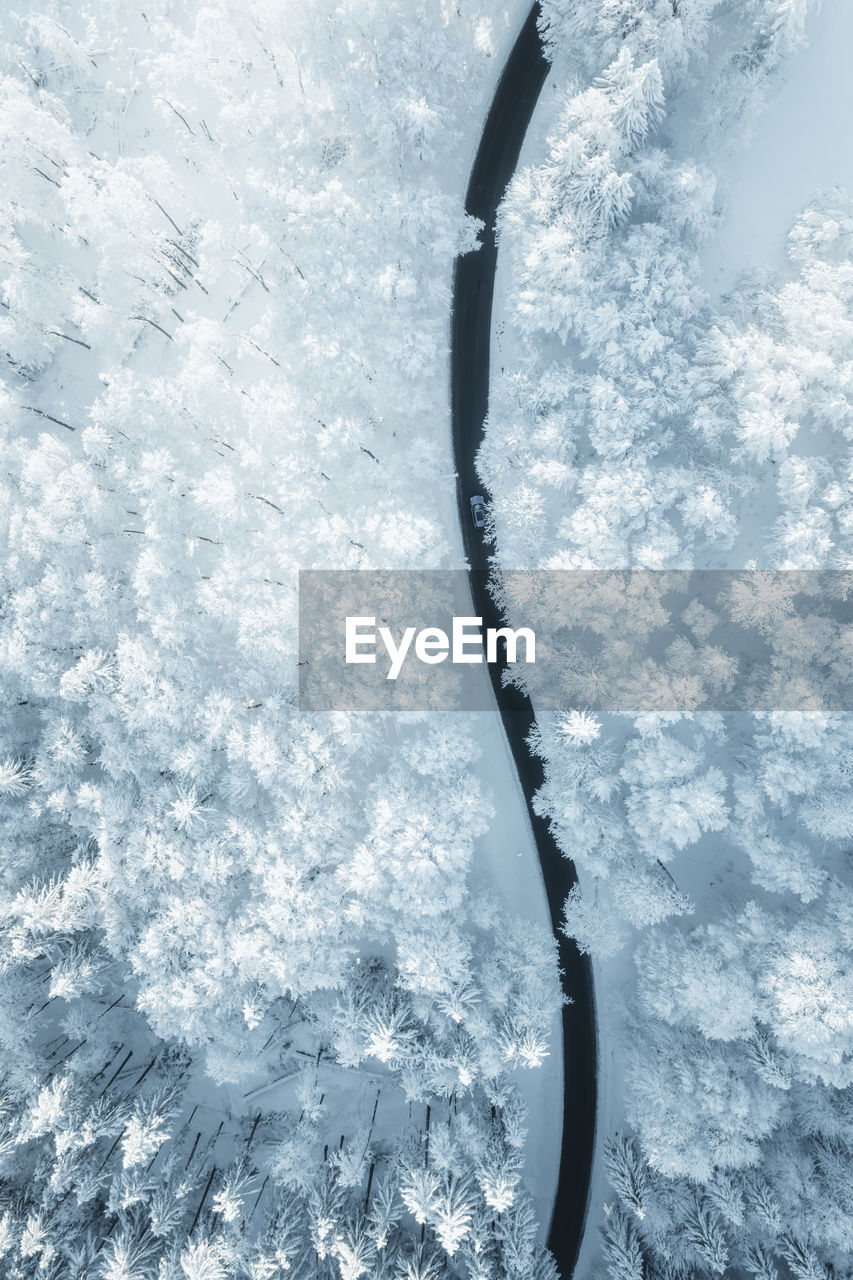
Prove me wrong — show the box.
[450,7,597,1275]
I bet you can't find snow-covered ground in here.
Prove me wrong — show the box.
[469,713,563,1237]
[489,63,609,1276]
[441,3,565,1242]
[700,0,853,299]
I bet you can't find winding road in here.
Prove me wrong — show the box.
[450,7,597,1275]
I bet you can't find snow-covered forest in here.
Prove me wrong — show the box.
[484,0,853,1275]
[2,0,852,1277]
[0,2,566,1276]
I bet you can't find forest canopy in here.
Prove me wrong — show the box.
[483,0,853,1275]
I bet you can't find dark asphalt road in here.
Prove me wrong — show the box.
[450,7,597,1275]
